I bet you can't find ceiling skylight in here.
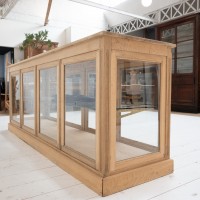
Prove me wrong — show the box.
[89,0,127,7]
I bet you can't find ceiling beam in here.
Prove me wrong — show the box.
[67,0,154,22]
[0,0,19,19]
[44,0,52,26]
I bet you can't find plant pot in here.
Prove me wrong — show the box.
[24,42,58,59]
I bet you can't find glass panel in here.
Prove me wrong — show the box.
[177,23,193,42]
[40,67,57,141]
[65,72,82,125]
[23,71,34,130]
[177,57,193,74]
[11,74,20,123]
[177,40,193,58]
[65,60,96,161]
[172,59,175,74]
[161,28,175,43]
[172,48,175,59]
[87,69,96,130]
[116,59,160,161]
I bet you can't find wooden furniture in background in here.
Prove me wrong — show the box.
[8,32,175,196]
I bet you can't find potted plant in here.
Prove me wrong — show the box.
[19,30,58,59]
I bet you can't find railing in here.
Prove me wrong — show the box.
[111,0,200,34]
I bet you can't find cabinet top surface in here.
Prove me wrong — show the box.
[9,31,175,69]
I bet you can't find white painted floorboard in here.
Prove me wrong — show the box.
[0,113,200,200]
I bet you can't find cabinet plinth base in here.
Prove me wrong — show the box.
[8,123,174,196]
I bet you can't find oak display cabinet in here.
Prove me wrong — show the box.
[8,32,175,196]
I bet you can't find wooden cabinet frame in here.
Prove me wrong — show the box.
[10,71,21,127]
[61,51,100,169]
[8,32,175,196]
[109,50,169,173]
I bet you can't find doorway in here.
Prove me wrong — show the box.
[0,46,14,111]
[157,15,198,113]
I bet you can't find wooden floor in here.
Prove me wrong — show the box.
[1,112,200,200]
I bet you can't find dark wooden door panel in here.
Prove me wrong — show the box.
[175,75,194,85]
[176,85,194,104]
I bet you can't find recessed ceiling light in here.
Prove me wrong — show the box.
[141,0,152,7]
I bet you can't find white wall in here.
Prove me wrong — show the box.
[70,25,106,42]
[0,19,71,47]
[14,47,24,63]
[0,0,107,49]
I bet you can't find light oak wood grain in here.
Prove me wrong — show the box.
[8,32,175,196]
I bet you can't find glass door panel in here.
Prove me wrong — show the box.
[64,60,96,161]
[87,72,96,130]
[176,22,194,74]
[11,74,20,123]
[23,71,35,130]
[177,23,193,42]
[86,61,96,131]
[39,67,57,141]
[177,57,193,74]
[177,40,193,58]
[161,28,175,43]
[116,59,160,161]
[65,70,83,126]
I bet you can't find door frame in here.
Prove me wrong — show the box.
[157,14,199,113]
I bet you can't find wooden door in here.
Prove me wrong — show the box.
[158,16,198,112]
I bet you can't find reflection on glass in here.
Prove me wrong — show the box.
[40,67,57,141]
[172,48,175,59]
[87,72,96,129]
[177,57,193,74]
[116,59,160,161]
[161,28,175,43]
[172,59,175,74]
[65,60,96,161]
[177,23,193,42]
[65,73,82,125]
[11,74,20,123]
[23,71,34,130]
[177,40,193,58]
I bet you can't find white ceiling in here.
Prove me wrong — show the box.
[104,0,182,26]
[5,0,182,27]
[0,0,182,47]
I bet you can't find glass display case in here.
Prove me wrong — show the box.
[8,32,175,196]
